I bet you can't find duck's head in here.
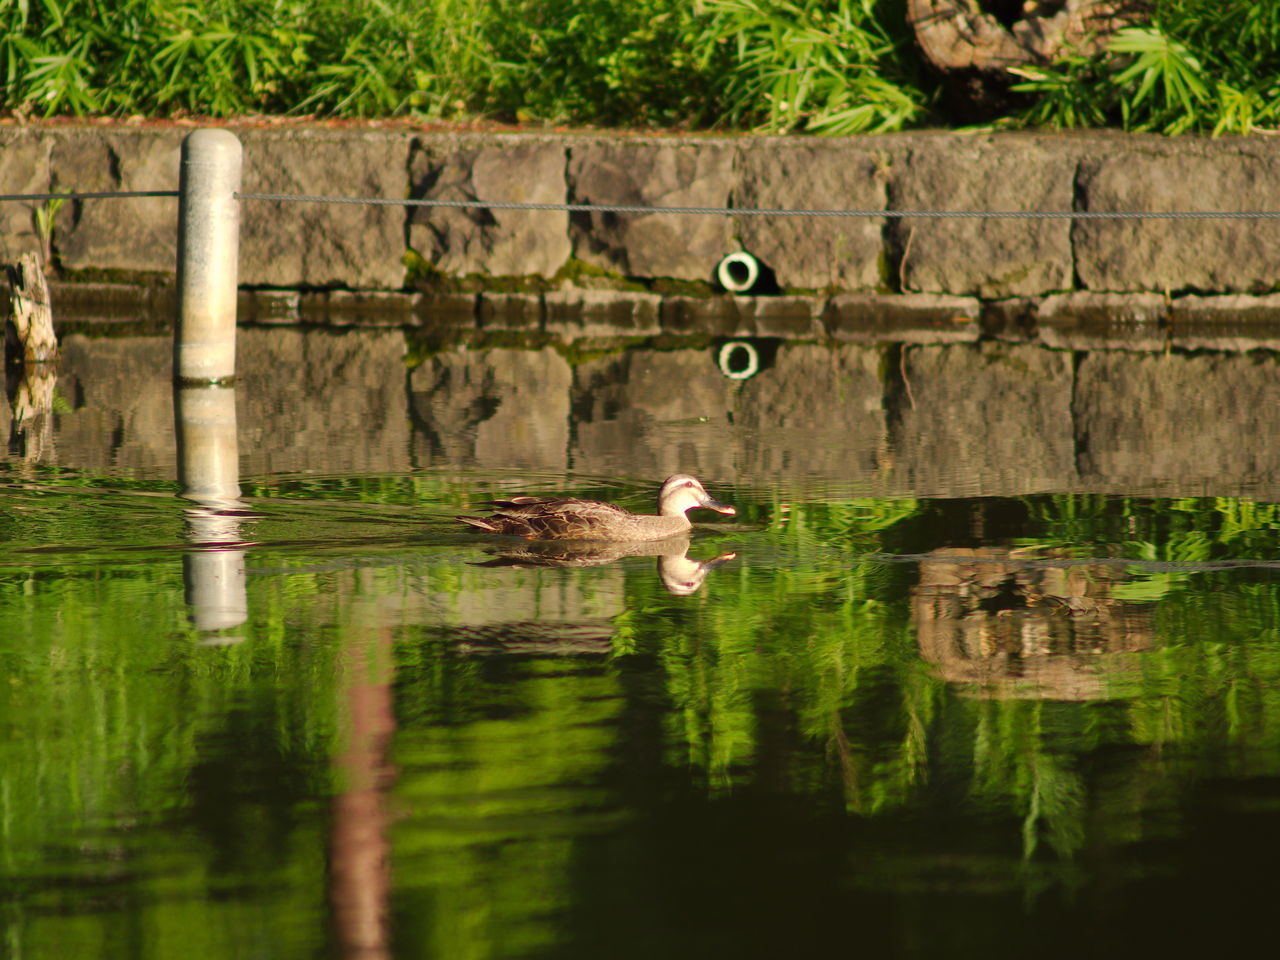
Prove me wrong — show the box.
[658,549,738,596]
[658,475,736,518]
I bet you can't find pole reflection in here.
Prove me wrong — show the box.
[174,383,248,637]
[331,620,396,960]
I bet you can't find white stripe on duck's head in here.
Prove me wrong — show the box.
[657,474,736,518]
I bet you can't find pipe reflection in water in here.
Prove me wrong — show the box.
[913,547,1154,700]
[472,535,737,597]
[175,383,248,636]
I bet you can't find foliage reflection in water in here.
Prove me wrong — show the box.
[4,327,1280,957]
[2,466,1279,958]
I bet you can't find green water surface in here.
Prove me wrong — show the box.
[2,465,1278,959]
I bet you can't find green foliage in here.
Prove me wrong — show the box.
[32,187,69,264]
[450,0,726,127]
[699,0,924,134]
[1,0,1277,134]
[0,0,727,124]
[1011,1,1280,135]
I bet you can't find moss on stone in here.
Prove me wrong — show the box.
[403,327,555,368]
[56,266,174,287]
[646,276,716,298]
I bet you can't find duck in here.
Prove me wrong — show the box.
[456,474,736,542]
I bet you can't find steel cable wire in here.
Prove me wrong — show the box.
[3,188,1278,219]
[233,193,1280,219]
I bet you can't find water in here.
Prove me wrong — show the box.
[3,325,1280,958]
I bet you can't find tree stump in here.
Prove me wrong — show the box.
[6,252,58,364]
[5,252,58,461]
[908,0,1145,73]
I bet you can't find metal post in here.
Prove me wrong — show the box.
[175,129,242,383]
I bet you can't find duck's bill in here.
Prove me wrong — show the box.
[702,499,736,515]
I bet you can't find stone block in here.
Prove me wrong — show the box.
[893,342,1075,494]
[46,281,169,321]
[1171,292,1280,324]
[1039,291,1167,324]
[544,288,663,339]
[52,335,175,476]
[408,347,571,471]
[238,129,410,289]
[297,290,419,326]
[733,141,886,290]
[660,296,741,336]
[418,292,478,322]
[0,131,50,264]
[1169,294,1280,350]
[568,139,734,280]
[1034,291,1167,351]
[409,138,570,278]
[660,295,826,339]
[477,291,543,331]
[891,135,1075,297]
[53,130,182,274]
[237,327,412,475]
[571,349,739,478]
[1074,351,1280,491]
[243,290,302,324]
[980,298,1037,342]
[732,296,826,338]
[825,293,981,343]
[416,300,478,336]
[1075,146,1280,293]
[734,342,888,484]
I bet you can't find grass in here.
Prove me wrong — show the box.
[0,0,1276,135]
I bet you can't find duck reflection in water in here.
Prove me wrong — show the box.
[471,535,736,597]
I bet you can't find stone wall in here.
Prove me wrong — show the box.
[2,124,1278,299]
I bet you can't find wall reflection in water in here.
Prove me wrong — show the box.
[16,328,1280,498]
[5,324,1280,959]
[913,547,1154,700]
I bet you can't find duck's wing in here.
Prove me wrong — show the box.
[487,495,561,508]
[485,497,633,540]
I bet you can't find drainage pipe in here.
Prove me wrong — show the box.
[717,340,760,380]
[716,251,760,293]
[175,129,242,383]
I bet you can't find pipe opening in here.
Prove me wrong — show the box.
[717,251,761,294]
[717,340,760,380]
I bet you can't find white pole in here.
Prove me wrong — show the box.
[175,129,242,383]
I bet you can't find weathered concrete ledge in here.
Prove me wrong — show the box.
[20,280,1280,354]
[2,123,1279,302]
